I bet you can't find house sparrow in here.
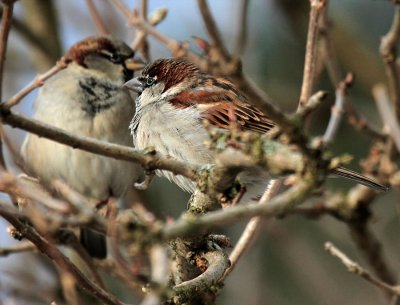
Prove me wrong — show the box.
[125,58,388,197]
[22,36,141,258]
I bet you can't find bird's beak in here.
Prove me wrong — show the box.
[124,77,144,94]
[124,57,146,71]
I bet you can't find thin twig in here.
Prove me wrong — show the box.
[68,236,106,290]
[373,83,400,152]
[322,73,353,145]
[234,0,249,56]
[129,10,185,55]
[197,0,230,60]
[1,128,26,171]
[86,0,108,35]
[296,90,328,119]
[109,0,130,17]
[221,180,282,281]
[9,16,51,60]
[58,269,81,305]
[140,245,170,305]
[319,7,385,139]
[0,0,15,102]
[348,219,397,287]
[298,0,326,110]
[108,199,150,287]
[0,241,36,256]
[319,7,340,84]
[0,171,70,213]
[20,0,62,70]
[130,8,167,51]
[0,0,15,170]
[137,0,150,61]
[3,60,67,109]
[380,6,400,120]
[346,105,386,140]
[325,242,400,296]
[0,208,128,305]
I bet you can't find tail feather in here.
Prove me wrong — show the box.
[80,228,107,259]
[331,166,389,192]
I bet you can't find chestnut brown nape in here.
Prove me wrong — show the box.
[143,58,200,92]
[63,36,133,66]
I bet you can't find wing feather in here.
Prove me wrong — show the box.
[170,77,275,133]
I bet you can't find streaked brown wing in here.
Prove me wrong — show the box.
[170,77,275,133]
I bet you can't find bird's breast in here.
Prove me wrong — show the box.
[133,102,212,164]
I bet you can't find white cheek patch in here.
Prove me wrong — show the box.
[139,83,165,107]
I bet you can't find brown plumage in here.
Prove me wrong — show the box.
[127,58,389,192]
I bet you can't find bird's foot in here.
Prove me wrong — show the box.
[134,172,155,190]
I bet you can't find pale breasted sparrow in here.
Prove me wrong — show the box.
[125,58,388,201]
[22,36,141,258]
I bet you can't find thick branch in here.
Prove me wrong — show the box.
[0,108,198,180]
[162,180,314,240]
[174,251,229,296]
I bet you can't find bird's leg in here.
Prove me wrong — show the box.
[134,171,155,190]
[221,183,247,208]
[230,185,247,206]
[95,196,110,210]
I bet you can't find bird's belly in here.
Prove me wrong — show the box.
[22,135,136,200]
[134,105,213,192]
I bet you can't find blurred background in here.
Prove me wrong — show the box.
[0,0,398,304]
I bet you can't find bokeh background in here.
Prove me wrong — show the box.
[0,1,398,304]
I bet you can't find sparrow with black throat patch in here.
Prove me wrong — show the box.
[22,36,142,258]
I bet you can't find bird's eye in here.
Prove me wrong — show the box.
[109,53,123,63]
[137,76,156,88]
[145,77,155,87]
[100,50,123,63]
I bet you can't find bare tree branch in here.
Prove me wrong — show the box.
[0,108,198,180]
[298,0,326,110]
[380,6,400,121]
[197,0,230,60]
[86,0,109,35]
[234,0,250,56]
[174,251,229,296]
[325,242,400,297]
[373,83,400,152]
[0,0,15,101]
[3,60,68,110]
[322,73,353,145]
[162,180,315,240]
[0,241,35,256]
[0,208,128,305]
[20,0,62,71]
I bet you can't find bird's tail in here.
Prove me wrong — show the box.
[80,228,107,259]
[331,166,389,192]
